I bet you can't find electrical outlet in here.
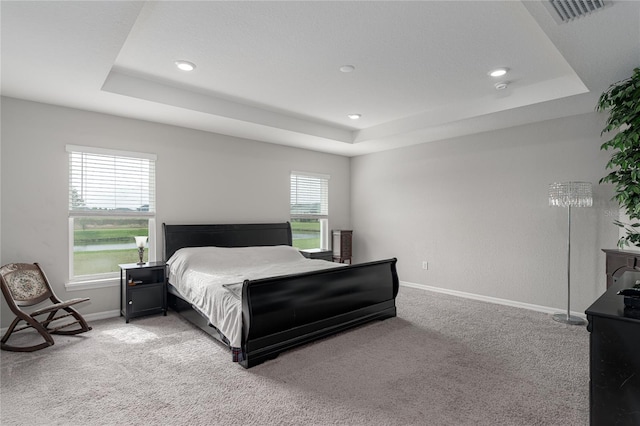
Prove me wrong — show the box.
[422,261,428,270]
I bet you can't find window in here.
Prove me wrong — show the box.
[290,171,329,250]
[67,145,156,281]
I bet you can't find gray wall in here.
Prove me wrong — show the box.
[351,112,618,313]
[0,97,351,326]
[0,97,622,326]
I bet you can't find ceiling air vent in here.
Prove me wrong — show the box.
[546,0,610,23]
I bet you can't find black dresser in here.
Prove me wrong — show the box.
[586,269,640,426]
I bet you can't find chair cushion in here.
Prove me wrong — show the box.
[2,267,48,301]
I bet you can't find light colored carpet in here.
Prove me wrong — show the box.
[0,287,588,425]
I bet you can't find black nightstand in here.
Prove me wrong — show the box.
[300,248,334,262]
[119,261,167,323]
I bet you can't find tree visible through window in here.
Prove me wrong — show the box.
[290,172,329,250]
[67,145,156,280]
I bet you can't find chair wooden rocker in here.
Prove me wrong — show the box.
[0,263,92,352]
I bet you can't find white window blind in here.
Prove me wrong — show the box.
[290,171,329,219]
[67,145,156,217]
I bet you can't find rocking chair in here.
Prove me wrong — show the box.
[0,263,92,352]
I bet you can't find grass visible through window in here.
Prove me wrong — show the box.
[291,219,320,250]
[73,218,148,276]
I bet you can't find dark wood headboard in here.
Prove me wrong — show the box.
[162,222,293,261]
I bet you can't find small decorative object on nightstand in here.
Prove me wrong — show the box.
[300,248,333,262]
[134,236,147,265]
[119,261,167,323]
[332,230,352,263]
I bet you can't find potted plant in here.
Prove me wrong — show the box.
[597,67,640,248]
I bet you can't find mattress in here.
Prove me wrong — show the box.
[166,245,345,348]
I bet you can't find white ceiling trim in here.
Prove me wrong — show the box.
[102,69,354,144]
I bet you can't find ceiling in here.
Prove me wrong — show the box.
[1,1,639,157]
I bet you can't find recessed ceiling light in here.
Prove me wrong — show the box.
[340,65,355,73]
[175,60,196,71]
[494,82,509,90]
[489,68,509,78]
[348,114,361,120]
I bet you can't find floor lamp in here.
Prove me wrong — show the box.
[549,181,592,326]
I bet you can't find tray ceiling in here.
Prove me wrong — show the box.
[2,1,639,156]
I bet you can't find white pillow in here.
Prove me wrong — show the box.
[167,245,304,273]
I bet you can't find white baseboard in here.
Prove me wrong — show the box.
[2,286,587,335]
[400,281,587,319]
[83,310,121,322]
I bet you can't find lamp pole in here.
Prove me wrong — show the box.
[550,182,590,326]
[566,204,571,322]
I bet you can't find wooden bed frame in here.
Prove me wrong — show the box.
[163,222,399,368]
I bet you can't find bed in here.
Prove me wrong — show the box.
[163,222,399,368]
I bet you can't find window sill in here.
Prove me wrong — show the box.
[65,277,119,291]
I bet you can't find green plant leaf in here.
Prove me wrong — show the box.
[599,67,640,243]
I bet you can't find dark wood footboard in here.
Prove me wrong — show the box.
[240,258,398,368]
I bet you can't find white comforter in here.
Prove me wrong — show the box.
[166,245,345,348]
